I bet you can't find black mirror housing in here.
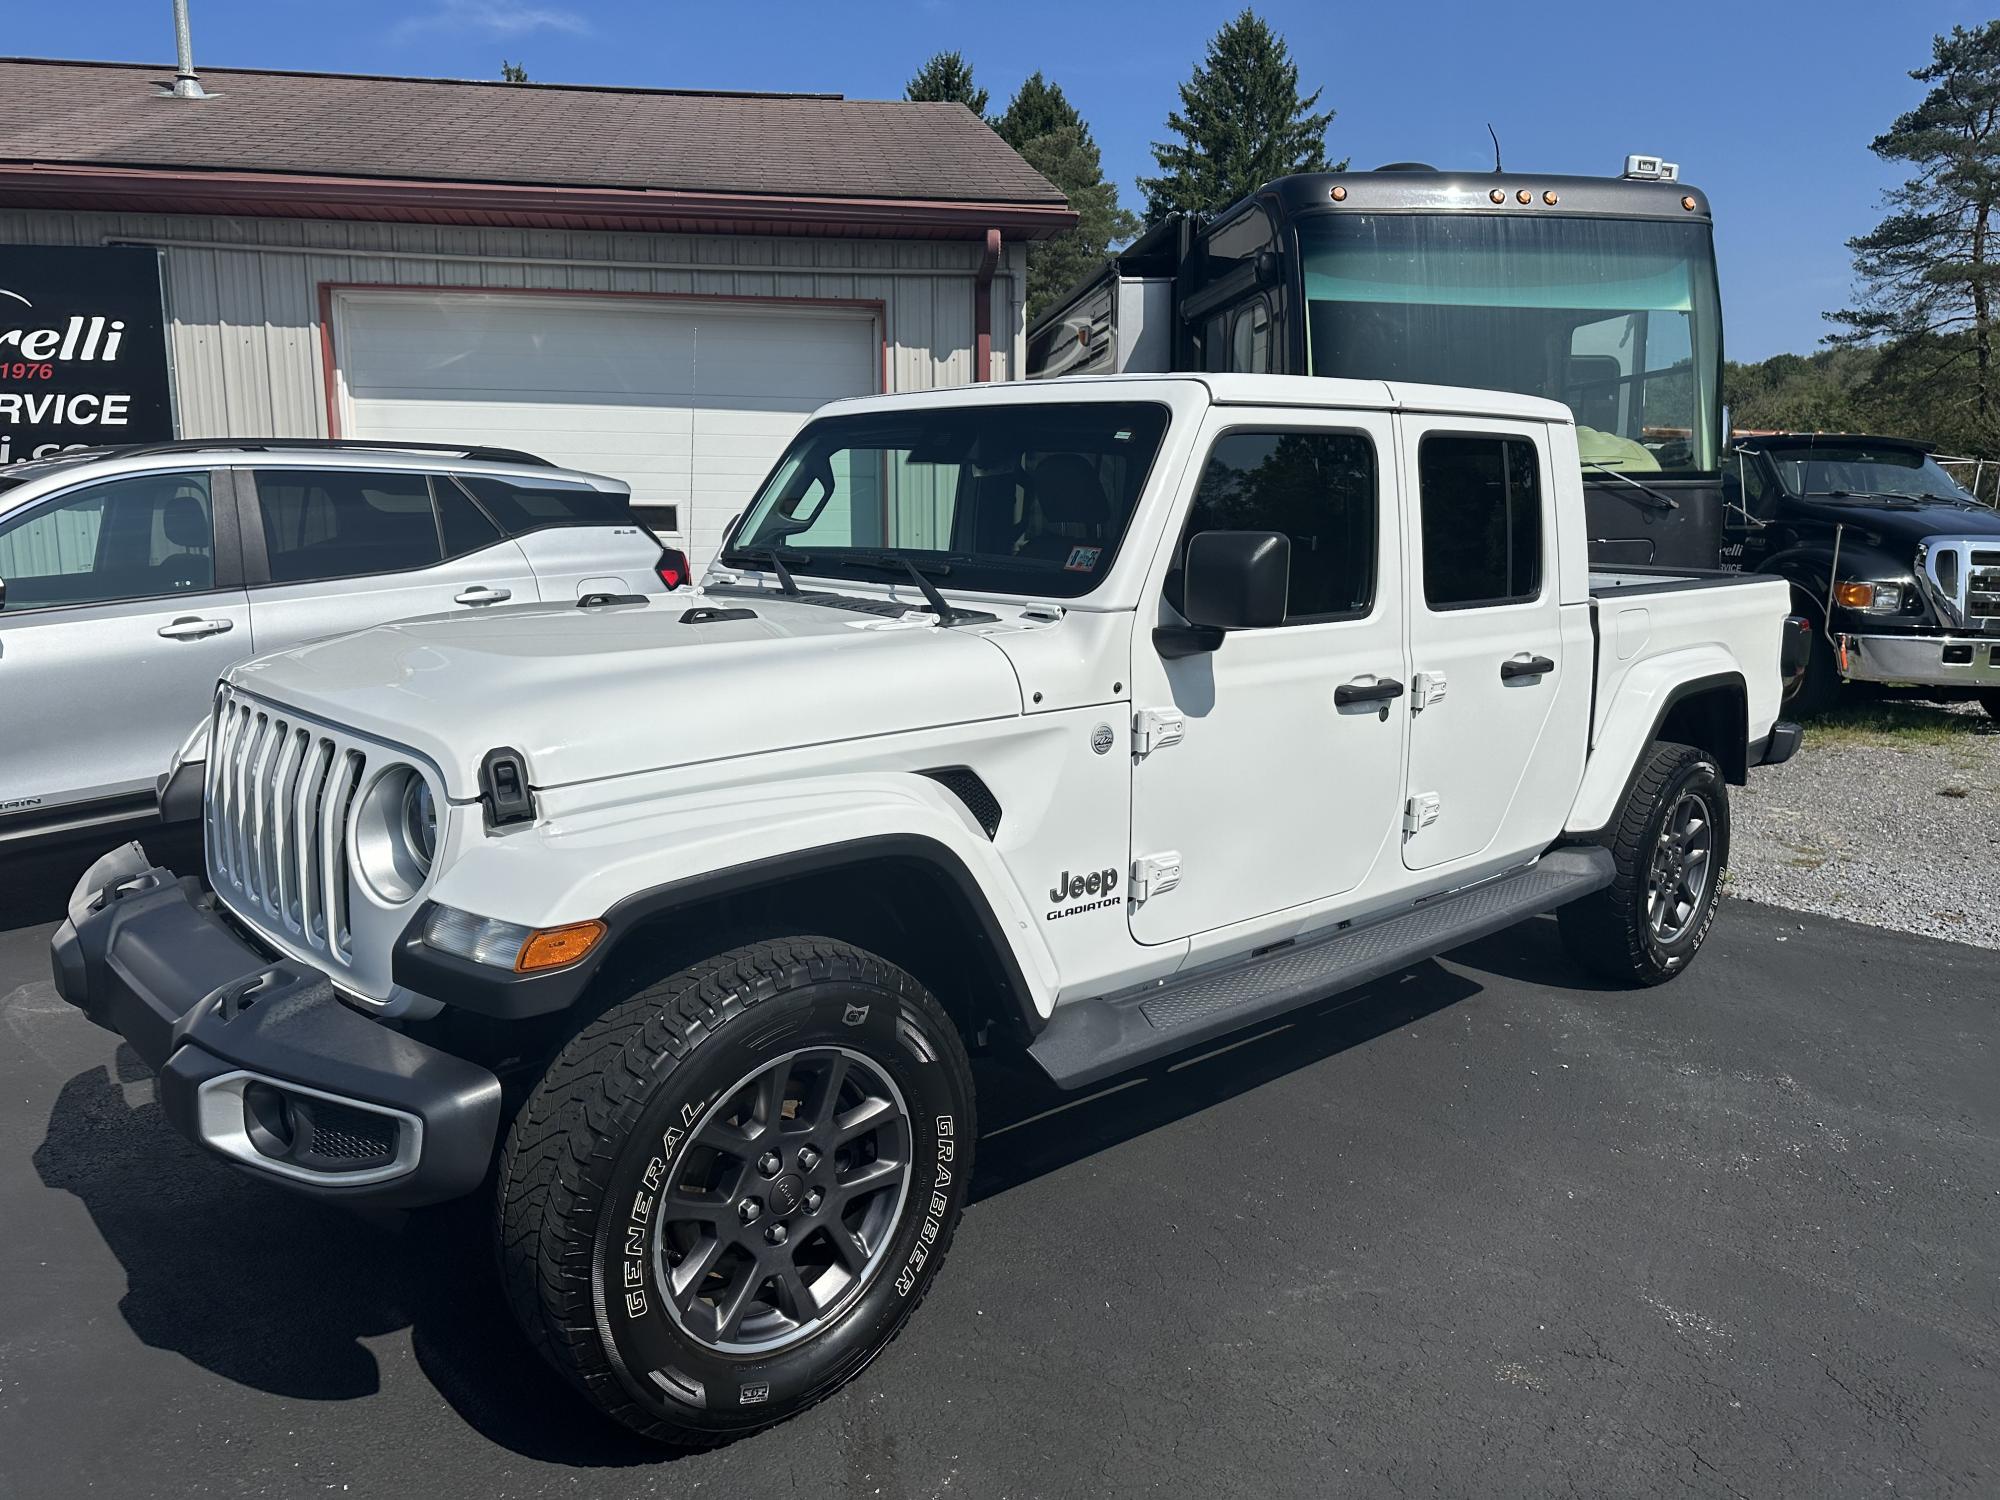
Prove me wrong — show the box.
[1183,530,1289,630]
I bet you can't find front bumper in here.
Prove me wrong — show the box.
[1839,631,2000,689]
[49,843,500,1206]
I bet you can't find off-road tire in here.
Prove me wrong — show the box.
[497,936,976,1446]
[1791,609,1841,718]
[1559,741,1730,986]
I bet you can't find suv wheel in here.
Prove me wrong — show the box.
[1559,741,1730,986]
[497,937,975,1446]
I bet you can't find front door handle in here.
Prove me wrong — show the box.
[1500,655,1556,680]
[157,616,234,641]
[1334,676,1406,706]
[455,586,512,607]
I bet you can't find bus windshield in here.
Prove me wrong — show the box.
[1299,213,1722,476]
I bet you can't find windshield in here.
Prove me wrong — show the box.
[728,402,1171,598]
[1764,444,1974,502]
[1299,213,1722,476]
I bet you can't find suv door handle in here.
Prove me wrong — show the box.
[157,616,234,641]
[455,586,512,606]
[1500,655,1556,680]
[1334,676,1406,705]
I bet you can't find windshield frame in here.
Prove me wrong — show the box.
[1293,209,1724,477]
[724,400,1175,601]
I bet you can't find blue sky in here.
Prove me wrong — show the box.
[8,0,1993,360]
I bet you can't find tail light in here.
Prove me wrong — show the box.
[656,546,691,590]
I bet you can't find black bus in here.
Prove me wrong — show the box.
[1027,158,1724,569]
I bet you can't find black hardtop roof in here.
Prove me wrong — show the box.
[1735,433,1935,454]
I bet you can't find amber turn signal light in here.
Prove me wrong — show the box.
[1833,581,1876,608]
[515,919,608,972]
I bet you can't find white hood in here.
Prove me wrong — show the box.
[226,590,1026,797]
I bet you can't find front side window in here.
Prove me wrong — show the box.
[1419,434,1542,609]
[253,469,439,584]
[730,402,1171,599]
[1169,429,1378,622]
[0,472,214,609]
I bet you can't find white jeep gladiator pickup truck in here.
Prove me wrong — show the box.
[51,374,1802,1445]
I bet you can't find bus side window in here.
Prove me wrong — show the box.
[1230,300,1272,373]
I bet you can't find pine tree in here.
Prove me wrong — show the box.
[1139,9,1340,224]
[904,51,988,118]
[1830,22,2000,445]
[995,74,1140,319]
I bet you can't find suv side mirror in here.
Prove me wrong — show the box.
[1156,530,1290,658]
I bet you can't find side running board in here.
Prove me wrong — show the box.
[1027,847,1614,1090]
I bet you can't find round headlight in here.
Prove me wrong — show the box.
[353,766,438,905]
[403,776,437,873]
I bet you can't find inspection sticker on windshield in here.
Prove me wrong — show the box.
[1064,545,1103,572]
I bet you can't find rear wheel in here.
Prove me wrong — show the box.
[497,936,974,1445]
[1560,741,1730,986]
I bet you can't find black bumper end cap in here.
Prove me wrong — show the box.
[1757,721,1804,767]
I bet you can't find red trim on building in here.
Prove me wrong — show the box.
[0,163,1077,241]
[316,282,890,437]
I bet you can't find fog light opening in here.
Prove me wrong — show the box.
[242,1080,298,1159]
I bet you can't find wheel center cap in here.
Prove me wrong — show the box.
[771,1172,805,1215]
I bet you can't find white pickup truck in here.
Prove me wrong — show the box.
[52,374,1802,1446]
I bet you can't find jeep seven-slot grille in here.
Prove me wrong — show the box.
[206,688,370,966]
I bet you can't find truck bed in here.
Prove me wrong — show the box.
[1588,565,1757,598]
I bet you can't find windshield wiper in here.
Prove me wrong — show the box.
[840,552,978,624]
[723,543,807,594]
[1802,489,1921,508]
[1581,462,1679,512]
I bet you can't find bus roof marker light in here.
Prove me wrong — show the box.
[1329,185,1347,202]
[1489,188,1506,204]
[1681,195,1698,212]
[1515,189,1532,204]
[1543,190,1559,205]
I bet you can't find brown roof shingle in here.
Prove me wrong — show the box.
[0,57,1069,214]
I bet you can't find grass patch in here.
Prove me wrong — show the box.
[1801,700,1989,749]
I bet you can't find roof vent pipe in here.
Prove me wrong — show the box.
[169,0,210,99]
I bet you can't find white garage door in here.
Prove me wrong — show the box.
[332,290,879,566]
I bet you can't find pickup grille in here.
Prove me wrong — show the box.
[1971,549,2000,622]
[207,689,365,963]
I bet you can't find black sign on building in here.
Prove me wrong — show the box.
[0,245,174,468]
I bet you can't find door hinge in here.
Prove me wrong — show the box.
[1131,851,1183,902]
[1132,708,1186,758]
[1403,793,1441,836]
[1411,670,1448,711]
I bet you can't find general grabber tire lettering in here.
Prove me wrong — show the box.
[1559,740,1730,987]
[496,937,975,1446]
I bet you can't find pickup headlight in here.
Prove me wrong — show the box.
[422,905,607,973]
[1833,580,1907,614]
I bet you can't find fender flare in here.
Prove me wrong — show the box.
[394,780,1057,1028]
[1565,663,1747,838]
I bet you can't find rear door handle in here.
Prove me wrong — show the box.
[1335,676,1406,705]
[1500,655,1556,680]
[157,616,234,641]
[455,586,512,606]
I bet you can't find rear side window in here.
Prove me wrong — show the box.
[457,475,627,535]
[1417,434,1542,609]
[1168,429,1377,622]
[436,481,504,558]
[253,469,440,584]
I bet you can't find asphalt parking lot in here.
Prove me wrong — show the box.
[1,833,1995,1498]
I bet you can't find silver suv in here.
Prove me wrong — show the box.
[0,440,676,847]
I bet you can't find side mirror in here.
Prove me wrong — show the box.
[1155,530,1290,658]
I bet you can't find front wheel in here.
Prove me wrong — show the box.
[497,937,975,1446]
[1978,689,2000,725]
[1560,741,1730,986]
